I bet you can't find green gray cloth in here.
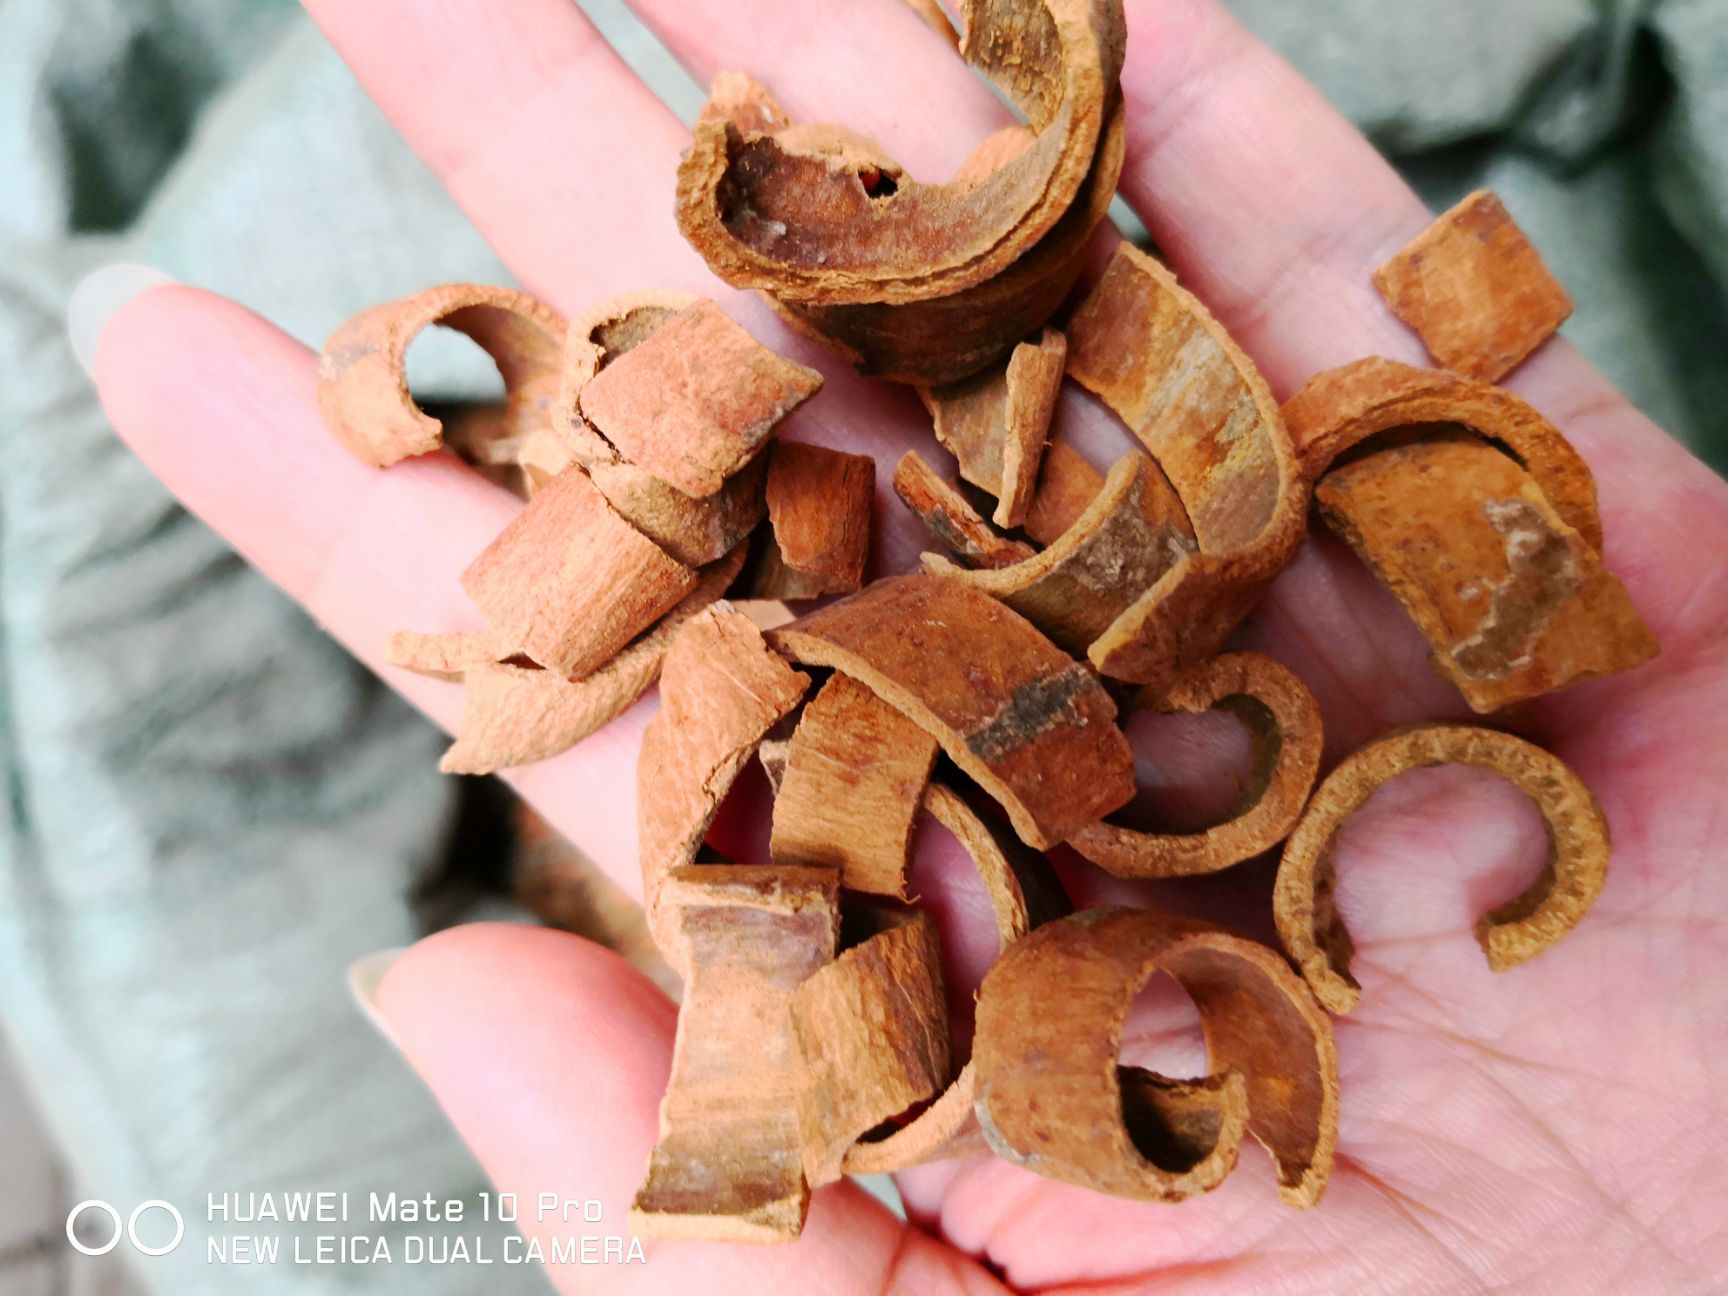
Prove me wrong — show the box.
[0,2,1721,1293]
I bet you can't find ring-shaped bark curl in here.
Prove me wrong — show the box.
[1273,723,1611,1015]
[974,908,1339,1206]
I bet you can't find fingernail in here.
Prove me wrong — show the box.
[346,947,407,1048]
[67,263,177,379]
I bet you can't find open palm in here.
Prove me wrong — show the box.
[89,0,1728,1291]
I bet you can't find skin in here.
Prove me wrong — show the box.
[88,0,1728,1291]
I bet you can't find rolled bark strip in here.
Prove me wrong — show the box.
[924,328,1066,527]
[1317,435,1656,711]
[793,906,949,1186]
[316,283,566,468]
[974,908,1339,1207]
[842,783,1070,1175]
[460,466,697,680]
[1067,242,1307,689]
[632,864,839,1244]
[1374,190,1573,384]
[578,300,822,499]
[1273,723,1612,1014]
[1068,652,1323,877]
[922,454,1197,657]
[742,441,876,599]
[768,575,1135,850]
[771,672,939,896]
[893,451,1035,569]
[557,288,700,456]
[637,606,810,928]
[1282,356,1603,549]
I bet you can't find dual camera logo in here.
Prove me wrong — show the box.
[65,1200,185,1257]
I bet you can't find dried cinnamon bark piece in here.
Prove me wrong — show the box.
[742,442,875,599]
[1069,652,1323,877]
[1282,356,1602,548]
[974,909,1339,1206]
[892,451,1035,569]
[771,673,939,896]
[637,606,810,924]
[792,906,949,1186]
[386,629,502,679]
[1021,437,1103,545]
[317,284,565,468]
[1321,435,1656,711]
[768,575,1135,850]
[632,864,839,1243]
[1374,190,1573,383]
[923,454,1197,656]
[1273,723,1611,1014]
[585,454,768,569]
[1067,243,1307,689]
[924,328,1065,527]
[843,783,1069,1175]
[577,300,822,499]
[460,466,697,680]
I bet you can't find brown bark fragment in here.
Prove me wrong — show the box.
[1374,190,1573,384]
[316,283,566,468]
[460,466,697,680]
[577,300,822,498]
[1068,652,1324,877]
[1274,723,1611,1012]
[793,906,949,1186]
[923,453,1198,656]
[892,451,1035,569]
[1316,435,1656,711]
[771,673,939,896]
[1067,242,1307,689]
[637,606,810,927]
[588,454,768,568]
[974,908,1339,1206]
[768,575,1134,849]
[386,629,502,679]
[1282,356,1603,549]
[1022,437,1099,544]
[742,441,875,599]
[631,864,839,1243]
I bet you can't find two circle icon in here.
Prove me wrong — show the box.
[66,1200,184,1257]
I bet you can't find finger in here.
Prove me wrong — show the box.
[377,923,1007,1294]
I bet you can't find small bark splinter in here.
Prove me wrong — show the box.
[893,451,1035,569]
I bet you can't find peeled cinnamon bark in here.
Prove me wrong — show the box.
[631,864,839,1243]
[892,451,1036,569]
[317,283,565,468]
[768,575,1135,850]
[974,909,1339,1206]
[923,453,1196,656]
[1273,723,1611,1014]
[1022,436,1109,545]
[1374,190,1572,384]
[742,441,875,599]
[792,906,949,1186]
[1069,652,1323,877]
[386,629,502,679]
[1067,242,1307,689]
[460,466,697,680]
[770,673,939,896]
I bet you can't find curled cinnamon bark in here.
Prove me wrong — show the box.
[742,441,875,599]
[1022,437,1108,545]
[317,283,565,468]
[768,575,1135,849]
[1067,242,1307,689]
[631,864,839,1243]
[1069,652,1323,877]
[974,908,1339,1206]
[922,453,1196,656]
[1273,723,1611,1014]
[1374,190,1572,384]
[893,451,1035,569]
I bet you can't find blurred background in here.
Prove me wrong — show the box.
[0,0,1722,1292]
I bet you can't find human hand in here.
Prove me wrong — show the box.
[86,0,1728,1290]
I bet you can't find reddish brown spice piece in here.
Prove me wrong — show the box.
[974,908,1339,1206]
[1374,190,1573,383]
[1273,723,1611,1014]
[742,441,875,599]
[768,575,1135,850]
[1021,437,1105,545]
[892,451,1036,569]
[631,864,839,1243]
[578,300,822,498]
[316,283,565,468]
[1068,652,1323,877]
[1066,242,1307,690]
